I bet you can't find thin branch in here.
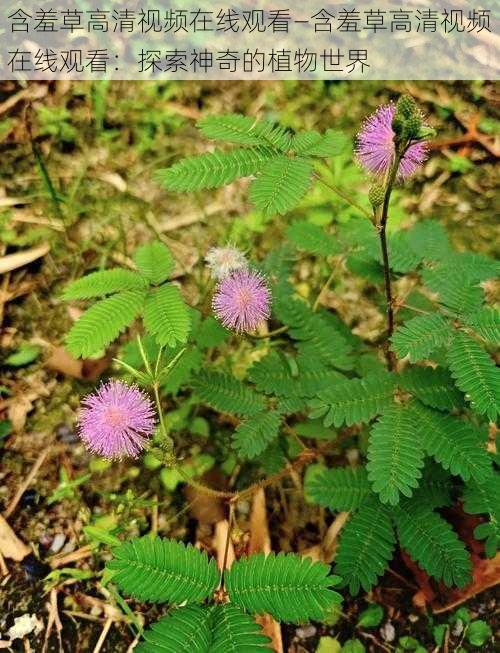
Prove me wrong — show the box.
[316,173,372,220]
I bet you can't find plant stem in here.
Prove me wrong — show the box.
[376,149,405,371]
[313,267,336,312]
[316,174,371,220]
[248,325,289,340]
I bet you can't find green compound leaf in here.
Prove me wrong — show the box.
[286,221,340,257]
[198,113,292,151]
[249,156,313,216]
[248,351,298,397]
[398,366,464,411]
[291,129,350,157]
[447,332,500,421]
[233,410,281,460]
[208,605,271,652]
[309,372,396,427]
[406,219,453,262]
[65,290,145,358]
[157,147,276,192]
[63,269,147,300]
[136,606,213,653]
[367,403,425,505]
[463,472,500,558]
[408,402,492,484]
[226,552,341,623]
[305,466,372,511]
[192,371,265,417]
[387,230,423,273]
[107,536,219,604]
[391,313,453,362]
[335,497,395,595]
[463,307,500,344]
[411,461,453,509]
[294,356,346,397]
[421,268,484,315]
[143,284,190,348]
[133,241,175,285]
[394,500,472,588]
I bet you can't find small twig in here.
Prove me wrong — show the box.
[3,446,51,519]
[42,589,63,653]
[359,631,393,652]
[50,544,94,569]
[92,617,113,653]
[386,567,418,591]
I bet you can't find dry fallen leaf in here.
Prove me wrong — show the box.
[0,515,31,561]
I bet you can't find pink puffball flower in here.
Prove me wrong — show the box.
[77,380,156,460]
[356,104,428,180]
[205,246,248,280]
[212,269,271,333]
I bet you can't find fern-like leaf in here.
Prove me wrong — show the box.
[226,552,341,623]
[249,156,313,216]
[107,536,219,604]
[209,605,271,652]
[394,501,472,588]
[233,410,281,460]
[408,402,492,483]
[143,284,190,347]
[291,314,354,371]
[463,473,500,558]
[335,497,395,595]
[295,356,346,397]
[411,461,453,509]
[133,241,174,285]
[463,307,500,344]
[387,231,423,273]
[248,351,297,397]
[447,332,499,421]
[292,129,350,157]
[309,372,396,427]
[198,113,291,151]
[422,269,484,315]
[367,403,425,505]
[305,466,372,511]
[399,366,463,411]
[192,371,265,417]
[136,606,213,652]
[65,290,145,358]
[436,251,499,284]
[406,220,453,262]
[157,147,276,192]
[391,313,452,362]
[286,221,340,257]
[63,269,146,300]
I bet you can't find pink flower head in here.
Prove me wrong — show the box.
[212,269,271,333]
[77,380,156,459]
[356,104,428,180]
